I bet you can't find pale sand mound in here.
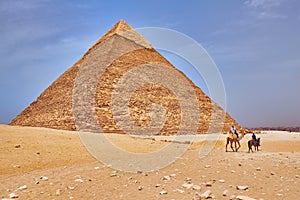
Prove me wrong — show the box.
[1,125,300,199]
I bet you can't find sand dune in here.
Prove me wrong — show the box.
[1,125,299,199]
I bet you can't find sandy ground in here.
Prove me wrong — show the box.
[1,124,300,199]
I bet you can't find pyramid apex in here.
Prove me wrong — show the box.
[94,20,152,48]
[110,19,133,34]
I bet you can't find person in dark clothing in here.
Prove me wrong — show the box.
[252,133,257,145]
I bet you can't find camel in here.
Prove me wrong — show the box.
[248,138,261,153]
[225,132,245,152]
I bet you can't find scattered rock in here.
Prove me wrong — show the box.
[155,183,161,188]
[276,193,283,197]
[236,185,249,190]
[231,170,235,173]
[94,166,100,170]
[14,144,21,148]
[219,179,225,183]
[230,195,236,200]
[236,195,256,200]
[238,162,242,166]
[40,176,48,181]
[163,175,171,181]
[110,173,117,177]
[17,185,27,191]
[159,190,168,195]
[222,189,229,196]
[134,180,140,184]
[200,190,212,199]
[205,165,211,168]
[75,178,83,183]
[203,181,212,187]
[192,185,201,190]
[35,181,39,185]
[68,186,75,190]
[185,177,192,182]
[295,174,299,178]
[138,186,143,190]
[13,165,21,168]
[182,183,193,189]
[174,188,185,193]
[256,167,261,171]
[137,170,143,174]
[270,172,275,175]
[9,192,18,198]
[170,173,176,177]
[55,189,61,196]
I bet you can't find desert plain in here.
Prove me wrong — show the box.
[1,124,300,199]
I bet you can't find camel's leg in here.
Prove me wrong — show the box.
[249,141,253,153]
[236,141,240,152]
[226,137,229,152]
[230,141,235,152]
[234,141,237,151]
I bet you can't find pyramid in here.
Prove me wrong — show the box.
[10,20,245,135]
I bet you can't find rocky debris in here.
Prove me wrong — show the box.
[230,195,236,200]
[14,144,21,148]
[238,162,242,166]
[170,173,176,177]
[236,185,249,190]
[222,189,229,196]
[236,195,256,200]
[40,176,48,181]
[218,179,225,183]
[55,189,61,196]
[270,172,275,175]
[138,186,143,190]
[17,185,27,191]
[68,186,75,190]
[295,174,299,178]
[13,165,21,168]
[155,183,161,188]
[159,190,168,195]
[110,173,117,177]
[205,165,211,168]
[182,183,193,189]
[163,175,171,181]
[174,188,185,193]
[94,166,100,170]
[203,181,213,187]
[185,177,192,182]
[192,185,201,190]
[75,178,83,183]
[256,167,261,171]
[200,190,212,199]
[9,192,19,198]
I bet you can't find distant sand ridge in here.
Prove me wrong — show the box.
[10,20,244,135]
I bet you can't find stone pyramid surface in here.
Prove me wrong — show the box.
[10,20,244,135]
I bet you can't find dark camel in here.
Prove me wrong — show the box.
[248,138,261,153]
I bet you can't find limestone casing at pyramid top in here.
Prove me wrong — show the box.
[90,20,152,49]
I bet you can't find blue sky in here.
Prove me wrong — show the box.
[0,0,299,127]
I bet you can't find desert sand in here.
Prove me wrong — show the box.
[1,124,300,199]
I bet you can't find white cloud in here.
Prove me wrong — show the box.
[244,0,283,9]
[244,0,287,20]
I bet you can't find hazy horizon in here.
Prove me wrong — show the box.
[0,0,300,128]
